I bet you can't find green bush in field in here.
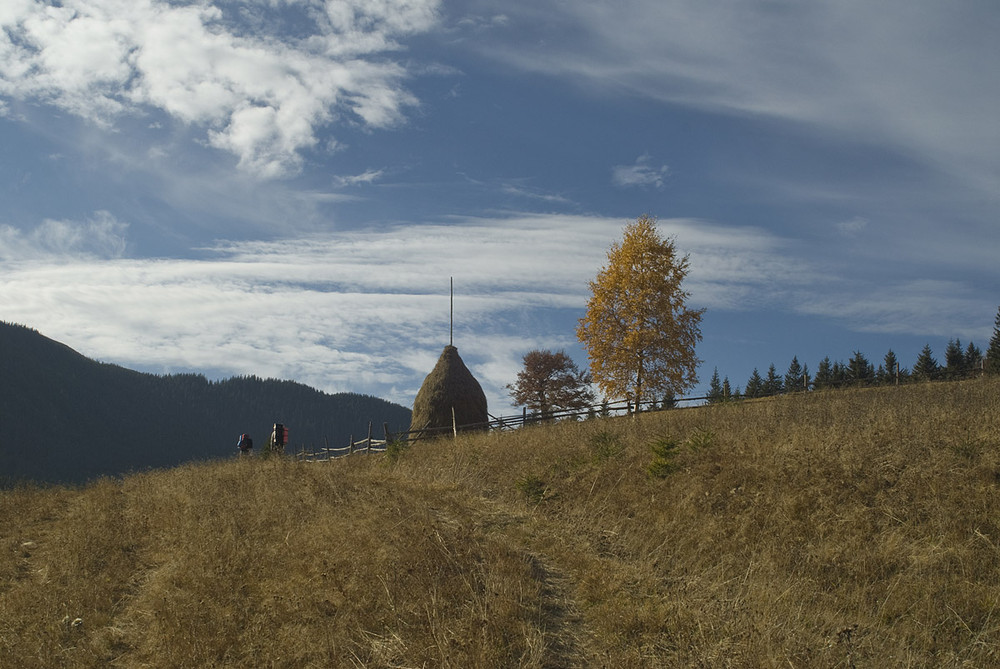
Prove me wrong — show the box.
[515,474,547,504]
[647,436,680,478]
[588,429,624,462]
[384,438,410,462]
[685,427,715,451]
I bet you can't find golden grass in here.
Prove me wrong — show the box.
[2,377,1000,667]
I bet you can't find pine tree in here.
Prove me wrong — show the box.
[987,307,1000,374]
[847,350,874,386]
[784,356,806,393]
[880,349,900,385]
[964,341,983,374]
[706,368,723,404]
[831,361,847,387]
[763,363,783,396]
[814,357,833,390]
[744,368,764,398]
[913,344,939,381]
[944,339,965,380]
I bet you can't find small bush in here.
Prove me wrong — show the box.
[685,427,715,451]
[384,438,410,463]
[516,474,547,504]
[647,436,681,478]
[589,429,624,461]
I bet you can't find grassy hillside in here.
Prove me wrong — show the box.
[2,377,999,667]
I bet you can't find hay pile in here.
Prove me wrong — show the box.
[410,345,488,437]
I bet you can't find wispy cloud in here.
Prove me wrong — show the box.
[0,211,128,260]
[611,154,669,189]
[500,182,575,205]
[0,0,441,177]
[797,279,991,342]
[473,1,1000,200]
[836,216,868,237]
[333,169,385,188]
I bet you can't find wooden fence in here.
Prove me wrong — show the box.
[296,422,389,462]
[296,393,710,462]
[295,365,993,461]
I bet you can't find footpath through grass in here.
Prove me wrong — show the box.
[2,377,999,667]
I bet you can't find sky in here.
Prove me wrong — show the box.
[1,0,998,416]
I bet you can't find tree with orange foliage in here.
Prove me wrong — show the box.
[576,215,704,409]
[507,349,595,418]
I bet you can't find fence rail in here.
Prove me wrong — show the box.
[296,422,389,462]
[294,394,707,461]
[399,393,710,444]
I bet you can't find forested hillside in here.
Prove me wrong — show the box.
[0,322,410,484]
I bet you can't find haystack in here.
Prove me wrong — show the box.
[410,345,488,437]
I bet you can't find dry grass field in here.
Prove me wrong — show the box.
[2,376,1000,667]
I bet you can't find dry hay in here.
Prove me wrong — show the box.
[410,345,488,437]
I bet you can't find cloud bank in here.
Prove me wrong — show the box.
[0,0,440,177]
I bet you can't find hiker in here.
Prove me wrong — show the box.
[270,423,287,454]
[237,433,253,456]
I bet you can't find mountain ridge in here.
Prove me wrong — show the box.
[0,321,411,484]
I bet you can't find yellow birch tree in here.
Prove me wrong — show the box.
[577,215,704,408]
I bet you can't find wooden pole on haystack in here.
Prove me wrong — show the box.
[409,276,489,438]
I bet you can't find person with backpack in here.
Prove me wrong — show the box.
[269,423,287,455]
[237,433,253,456]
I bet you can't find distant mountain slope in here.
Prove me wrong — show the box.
[0,322,411,484]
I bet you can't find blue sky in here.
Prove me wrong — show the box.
[1,0,997,414]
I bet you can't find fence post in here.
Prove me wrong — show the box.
[452,407,457,439]
[367,422,373,453]
[349,434,354,455]
[383,422,390,444]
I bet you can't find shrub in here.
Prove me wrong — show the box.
[588,429,623,462]
[685,427,715,451]
[515,474,547,504]
[647,436,681,478]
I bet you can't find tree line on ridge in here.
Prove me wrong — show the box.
[706,307,1000,403]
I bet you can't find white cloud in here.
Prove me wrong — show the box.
[0,211,128,260]
[611,154,669,189]
[0,0,441,177]
[499,181,574,205]
[333,168,385,187]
